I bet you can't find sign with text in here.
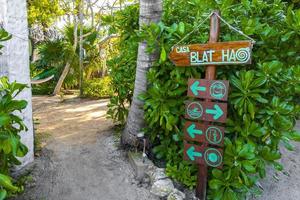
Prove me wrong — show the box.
[185,101,227,123]
[169,41,253,66]
[183,121,224,146]
[183,143,223,168]
[187,79,229,101]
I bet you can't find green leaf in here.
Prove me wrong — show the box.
[243,160,256,173]
[0,113,10,127]
[209,179,223,190]
[178,22,185,34]
[160,47,167,63]
[212,169,222,179]
[0,189,7,200]
[239,144,255,159]
[0,174,19,192]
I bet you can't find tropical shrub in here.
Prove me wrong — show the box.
[0,77,28,199]
[31,25,102,94]
[83,77,113,98]
[107,0,300,199]
[104,4,139,125]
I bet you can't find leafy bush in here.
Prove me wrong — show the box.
[104,4,139,125]
[107,0,300,198]
[83,77,113,98]
[0,77,28,199]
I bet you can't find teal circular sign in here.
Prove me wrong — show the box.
[186,102,203,119]
[210,81,226,99]
[204,148,222,167]
[205,126,223,145]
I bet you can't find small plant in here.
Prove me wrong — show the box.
[0,77,29,199]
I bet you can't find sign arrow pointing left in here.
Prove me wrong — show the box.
[187,146,202,161]
[190,81,206,96]
[187,123,203,138]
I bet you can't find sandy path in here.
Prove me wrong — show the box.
[17,96,157,200]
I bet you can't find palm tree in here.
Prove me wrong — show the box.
[121,0,163,146]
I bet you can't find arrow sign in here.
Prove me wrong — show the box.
[185,101,227,123]
[187,123,203,138]
[184,143,223,168]
[187,146,202,161]
[184,121,225,146]
[187,79,229,101]
[206,104,223,120]
[190,81,206,96]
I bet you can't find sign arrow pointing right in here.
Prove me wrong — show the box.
[206,104,224,120]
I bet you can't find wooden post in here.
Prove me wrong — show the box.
[195,10,220,200]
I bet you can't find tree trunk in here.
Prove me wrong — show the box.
[121,0,162,146]
[0,0,34,166]
[53,12,79,95]
[52,62,71,95]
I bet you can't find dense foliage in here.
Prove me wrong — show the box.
[0,29,28,200]
[104,4,139,125]
[31,25,107,95]
[108,0,300,199]
[83,77,113,98]
[27,0,63,29]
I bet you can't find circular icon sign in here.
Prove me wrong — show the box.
[205,126,223,145]
[204,148,222,167]
[210,81,226,99]
[186,102,203,119]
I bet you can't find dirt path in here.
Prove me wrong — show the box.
[255,122,300,200]
[17,96,158,200]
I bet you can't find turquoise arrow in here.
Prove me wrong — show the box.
[187,123,203,138]
[206,104,224,120]
[187,146,202,161]
[190,81,206,96]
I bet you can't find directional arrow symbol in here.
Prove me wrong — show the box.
[187,146,202,161]
[187,123,203,138]
[190,81,206,96]
[206,104,224,120]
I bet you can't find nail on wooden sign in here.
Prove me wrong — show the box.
[187,79,229,101]
[183,142,223,168]
[169,40,253,66]
[184,121,225,146]
[185,101,227,123]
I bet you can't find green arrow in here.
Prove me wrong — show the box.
[190,81,206,96]
[187,146,202,161]
[206,104,224,120]
[187,123,203,138]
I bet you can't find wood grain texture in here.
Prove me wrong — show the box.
[187,78,229,101]
[183,121,225,146]
[169,40,253,66]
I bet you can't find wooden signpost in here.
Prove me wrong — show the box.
[169,41,253,66]
[169,11,253,199]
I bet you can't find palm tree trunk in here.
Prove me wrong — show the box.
[121,0,162,146]
[52,13,79,96]
[52,62,71,95]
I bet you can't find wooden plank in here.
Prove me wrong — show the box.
[183,142,223,168]
[185,101,227,123]
[169,40,253,66]
[183,121,224,146]
[187,79,229,101]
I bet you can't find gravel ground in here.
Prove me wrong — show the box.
[14,96,158,200]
